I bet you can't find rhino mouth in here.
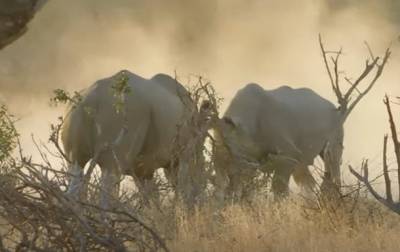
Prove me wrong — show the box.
[225,142,301,175]
[222,141,267,171]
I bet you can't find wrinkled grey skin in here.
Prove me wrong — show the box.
[214,83,343,199]
[0,0,47,50]
[61,70,195,207]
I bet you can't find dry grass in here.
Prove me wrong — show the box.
[144,197,400,252]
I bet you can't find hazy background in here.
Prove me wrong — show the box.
[0,0,399,183]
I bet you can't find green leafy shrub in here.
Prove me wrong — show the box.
[0,105,18,162]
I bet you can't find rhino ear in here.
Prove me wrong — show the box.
[222,116,236,128]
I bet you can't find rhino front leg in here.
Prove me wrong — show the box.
[321,142,343,198]
[321,127,344,197]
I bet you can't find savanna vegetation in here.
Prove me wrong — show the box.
[0,41,399,252]
[1,2,400,251]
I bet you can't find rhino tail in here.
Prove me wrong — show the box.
[292,166,316,191]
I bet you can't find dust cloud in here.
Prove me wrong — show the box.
[0,0,399,181]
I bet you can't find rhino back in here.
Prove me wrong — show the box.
[267,86,337,122]
[95,71,185,157]
[264,86,341,162]
[266,86,340,140]
[62,71,186,166]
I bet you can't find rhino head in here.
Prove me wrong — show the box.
[213,116,265,170]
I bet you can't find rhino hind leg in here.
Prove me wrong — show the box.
[66,153,90,200]
[138,174,162,206]
[292,165,316,194]
[97,152,122,209]
[271,165,294,199]
[164,160,178,188]
[66,161,84,198]
[128,163,161,205]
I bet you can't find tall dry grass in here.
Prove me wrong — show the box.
[146,196,400,252]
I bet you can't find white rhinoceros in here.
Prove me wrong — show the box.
[61,70,204,207]
[214,83,343,199]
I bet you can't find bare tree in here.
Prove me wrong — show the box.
[318,35,391,192]
[349,95,400,214]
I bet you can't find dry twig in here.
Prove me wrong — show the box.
[349,96,400,215]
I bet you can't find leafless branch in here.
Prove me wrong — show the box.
[319,34,343,105]
[384,95,400,202]
[349,96,400,215]
[349,162,400,214]
[346,49,391,119]
[319,34,391,122]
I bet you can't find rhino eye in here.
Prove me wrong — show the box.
[223,116,235,127]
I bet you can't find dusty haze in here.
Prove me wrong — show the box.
[0,0,399,184]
